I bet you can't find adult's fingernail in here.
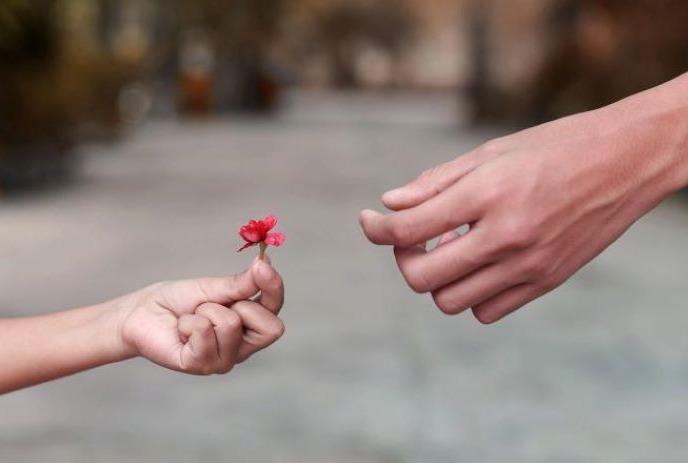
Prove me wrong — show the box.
[382,188,403,204]
[359,209,382,224]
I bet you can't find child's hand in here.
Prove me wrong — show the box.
[117,259,285,375]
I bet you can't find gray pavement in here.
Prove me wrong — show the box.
[1,92,688,462]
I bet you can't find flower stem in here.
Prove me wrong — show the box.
[259,242,267,261]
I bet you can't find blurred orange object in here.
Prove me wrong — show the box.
[178,30,215,116]
[179,72,213,115]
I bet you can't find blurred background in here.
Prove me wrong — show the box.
[2,0,688,461]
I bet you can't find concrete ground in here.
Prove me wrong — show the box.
[1,92,688,462]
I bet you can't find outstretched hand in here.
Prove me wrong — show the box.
[118,259,285,374]
[360,82,688,323]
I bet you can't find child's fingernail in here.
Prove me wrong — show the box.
[253,254,271,265]
[256,260,273,279]
[359,209,379,223]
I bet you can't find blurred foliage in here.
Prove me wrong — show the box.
[197,0,287,110]
[0,0,55,66]
[475,0,688,123]
[174,0,413,87]
[182,0,286,52]
[285,0,414,87]
[152,0,288,112]
[0,0,62,145]
[0,0,131,190]
[526,0,688,120]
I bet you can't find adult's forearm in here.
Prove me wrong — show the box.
[604,72,688,199]
[359,71,688,323]
[0,303,130,394]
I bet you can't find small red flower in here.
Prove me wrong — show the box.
[237,215,285,258]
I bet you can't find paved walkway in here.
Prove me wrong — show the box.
[2,92,688,462]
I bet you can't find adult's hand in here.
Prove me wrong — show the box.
[360,74,688,323]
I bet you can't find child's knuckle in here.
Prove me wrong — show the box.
[269,321,286,341]
[223,311,242,332]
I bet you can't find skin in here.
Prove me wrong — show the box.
[0,259,285,394]
[360,72,688,324]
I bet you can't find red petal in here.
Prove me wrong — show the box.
[263,215,278,230]
[239,225,262,243]
[238,215,281,250]
[265,232,285,247]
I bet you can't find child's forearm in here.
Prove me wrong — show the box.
[0,303,131,394]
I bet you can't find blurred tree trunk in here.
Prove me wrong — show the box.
[171,0,285,113]
[473,0,688,124]
[466,0,491,123]
[0,0,132,192]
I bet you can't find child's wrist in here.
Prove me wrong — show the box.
[93,300,139,363]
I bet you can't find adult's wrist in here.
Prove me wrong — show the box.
[605,73,688,198]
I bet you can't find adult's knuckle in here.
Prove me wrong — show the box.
[402,265,433,293]
[523,256,552,281]
[473,308,498,325]
[499,218,535,251]
[390,217,415,246]
[452,242,486,270]
[432,290,463,315]
[476,178,504,209]
[438,207,462,232]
